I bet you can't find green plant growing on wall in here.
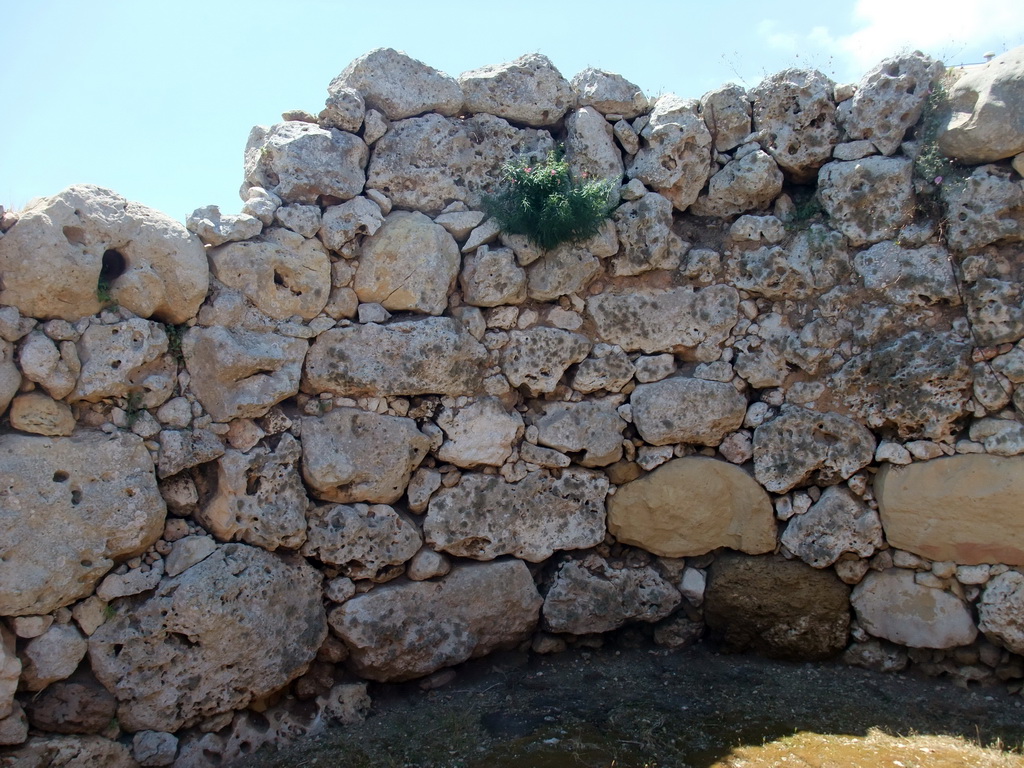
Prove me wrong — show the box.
[96,278,115,307]
[164,323,187,365]
[913,76,968,196]
[483,147,617,251]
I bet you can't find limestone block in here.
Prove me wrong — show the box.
[304,318,489,397]
[355,211,459,315]
[186,205,262,247]
[301,407,430,504]
[630,377,746,446]
[818,157,915,245]
[460,245,527,307]
[1,626,20,720]
[183,326,307,422]
[610,192,684,276]
[753,406,876,494]
[942,165,1024,252]
[533,399,626,467]
[700,83,751,152]
[751,69,839,182]
[571,346,635,393]
[853,241,958,306]
[627,94,712,211]
[608,457,776,558]
[839,51,944,155]
[69,318,173,407]
[318,197,384,253]
[156,428,224,480]
[302,503,422,580]
[704,552,851,660]
[18,331,79,400]
[9,392,75,436]
[524,223,615,300]
[96,560,163,602]
[242,186,282,225]
[728,225,849,301]
[0,702,27,746]
[319,82,364,133]
[0,340,19,415]
[0,431,165,616]
[164,535,216,579]
[24,677,117,734]
[331,47,462,120]
[969,417,1024,456]
[89,544,326,732]
[570,68,648,118]
[689,149,784,218]
[542,555,681,635]
[243,121,368,204]
[435,396,524,468]
[564,106,624,185]
[406,548,451,581]
[0,185,208,323]
[978,571,1024,654]
[781,486,883,568]
[459,53,574,128]
[2,735,136,765]
[21,623,88,691]
[194,433,309,551]
[328,560,541,681]
[501,327,591,395]
[937,45,1024,163]
[273,204,322,238]
[876,455,1024,565]
[424,469,608,562]
[851,568,977,649]
[133,730,179,766]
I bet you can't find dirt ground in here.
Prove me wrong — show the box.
[243,635,1024,768]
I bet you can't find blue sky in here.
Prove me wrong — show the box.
[2,0,1021,222]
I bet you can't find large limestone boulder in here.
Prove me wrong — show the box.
[460,245,527,307]
[781,486,883,568]
[608,457,776,558]
[208,228,331,320]
[501,327,591,395]
[20,623,87,691]
[424,469,608,562]
[942,165,1024,252]
[853,241,959,306]
[1,735,137,767]
[0,185,208,323]
[301,407,430,504]
[704,552,851,660]
[851,568,977,649]
[587,285,739,358]
[435,396,524,468]
[978,571,1024,654]
[319,196,384,253]
[839,51,944,155]
[243,121,368,204]
[564,106,624,185]
[627,94,712,211]
[818,157,915,245]
[302,503,422,580]
[524,224,615,300]
[728,224,849,301]
[0,431,165,616]
[700,83,751,152]
[69,319,174,407]
[570,68,648,118]
[304,317,488,397]
[753,406,876,494]
[532,399,626,467]
[610,192,684,277]
[875,455,1024,565]
[631,377,747,446]
[355,211,460,315]
[542,554,681,635]
[89,544,326,732]
[184,326,307,422]
[328,559,541,681]
[689,149,784,218]
[366,113,553,215]
[18,331,80,400]
[330,47,463,120]
[937,45,1024,163]
[459,54,574,128]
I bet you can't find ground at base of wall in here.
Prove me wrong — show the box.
[243,639,1024,768]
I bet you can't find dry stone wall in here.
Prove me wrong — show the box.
[2,44,1024,767]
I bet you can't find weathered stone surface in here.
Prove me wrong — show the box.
[0,185,208,323]
[0,626,18,720]
[367,113,553,215]
[970,417,1024,456]
[0,431,164,616]
[208,228,331,320]
[627,94,712,211]
[937,45,1024,163]
[501,327,591,395]
[689,149,784,217]
[272,204,324,245]
[460,54,573,128]
[1,735,137,766]
[542,555,681,635]
[25,676,117,734]
[436,396,524,468]
[942,165,1024,252]
[853,241,958,306]
[608,457,776,558]
[700,83,751,152]
[631,377,746,446]
[524,227,613,300]
[186,205,262,247]
[753,406,876,494]
[876,455,1024,565]
[156,428,224,480]
[302,503,422,580]
[729,225,849,301]
[587,285,739,357]
[319,82,364,133]
[319,197,383,253]
[752,69,839,182]
[570,68,648,118]
[818,157,915,245]
[610,192,684,276]
[781,486,882,568]
[978,570,1024,654]
[533,399,625,467]
[564,106,624,185]
[830,331,972,440]
[839,51,944,155]
[193,433,309,550]
[301,407,429,504]
[328,560,541,681]
[164,535,216,578]
[96,561,163,602]
[304,318,488,397]
[424,469,608,562]
[332,48,463,120]
[851,568,977,649]
[89,544,326,732]
[70,319,172,406]
[20,623,88,691]
[9,392,75,436]
[571,345,635,393]
[18,331,79,400]
[704,552,851,660]
[0,702,28,747]
[460,245,527,307]
[0,340,20,415]
[184,326,307,421]
[356,211,459,315]
[133,730,178,766]
[243,121,368,204]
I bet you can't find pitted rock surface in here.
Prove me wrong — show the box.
[459,54,574,128]
[302,503,423,580]
[630,377,747,446]
[781,485,883,568]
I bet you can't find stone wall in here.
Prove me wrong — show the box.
[2,45,1024,767]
